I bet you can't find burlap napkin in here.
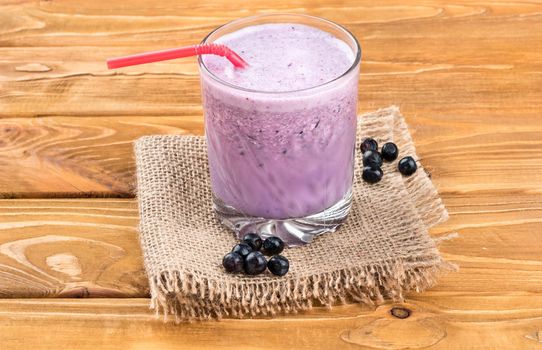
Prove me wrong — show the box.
[135,106,456,322]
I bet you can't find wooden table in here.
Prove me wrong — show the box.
[1,1,541,349]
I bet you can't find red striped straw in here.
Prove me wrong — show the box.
[106,44,248,69]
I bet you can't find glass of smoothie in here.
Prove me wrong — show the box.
[199,14,361,246]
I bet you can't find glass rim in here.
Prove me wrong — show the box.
[198,13,361,95]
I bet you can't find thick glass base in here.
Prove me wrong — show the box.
[213,190,352,247]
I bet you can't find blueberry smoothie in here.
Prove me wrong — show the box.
[199,16,360,241]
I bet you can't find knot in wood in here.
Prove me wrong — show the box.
[390,306,411,319]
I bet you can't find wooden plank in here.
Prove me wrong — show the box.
[1,1,541,118]
[0,199,147,298]
[1,194,541,297]
[0,110,540,197]
[0,116,202,197]
[1,296,542,350]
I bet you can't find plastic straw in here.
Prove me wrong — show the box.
[106,44,248,69]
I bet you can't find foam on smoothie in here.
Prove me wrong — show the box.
[202,23,355,92]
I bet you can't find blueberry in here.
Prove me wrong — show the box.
[222,252,243,273]
[244,251,267,275]
[398,156,417,176]
[261,236,285,256]
[231,243,252,259]
[360,138,378,153]
[363,150,383,168]
[381,142,399,162]
[242,233,262,251]
[362,166,383,184]
[267,255,289,276]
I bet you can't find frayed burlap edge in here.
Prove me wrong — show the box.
[149,256,457,322]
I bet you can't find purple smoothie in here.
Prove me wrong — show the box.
[201,23,359,219]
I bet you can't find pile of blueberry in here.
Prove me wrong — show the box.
[360,138,418,184]
[222,234,289,276]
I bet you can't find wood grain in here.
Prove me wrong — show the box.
[1,297,542,350]
[1,0,542,348]
[1,195,541,297]
[0,112,540,197]
[0,1,541,196]
[0,199,147,298]
[0,116,202,197]
[1,1,541,118]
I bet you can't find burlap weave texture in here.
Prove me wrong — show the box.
[135,106,456,322]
